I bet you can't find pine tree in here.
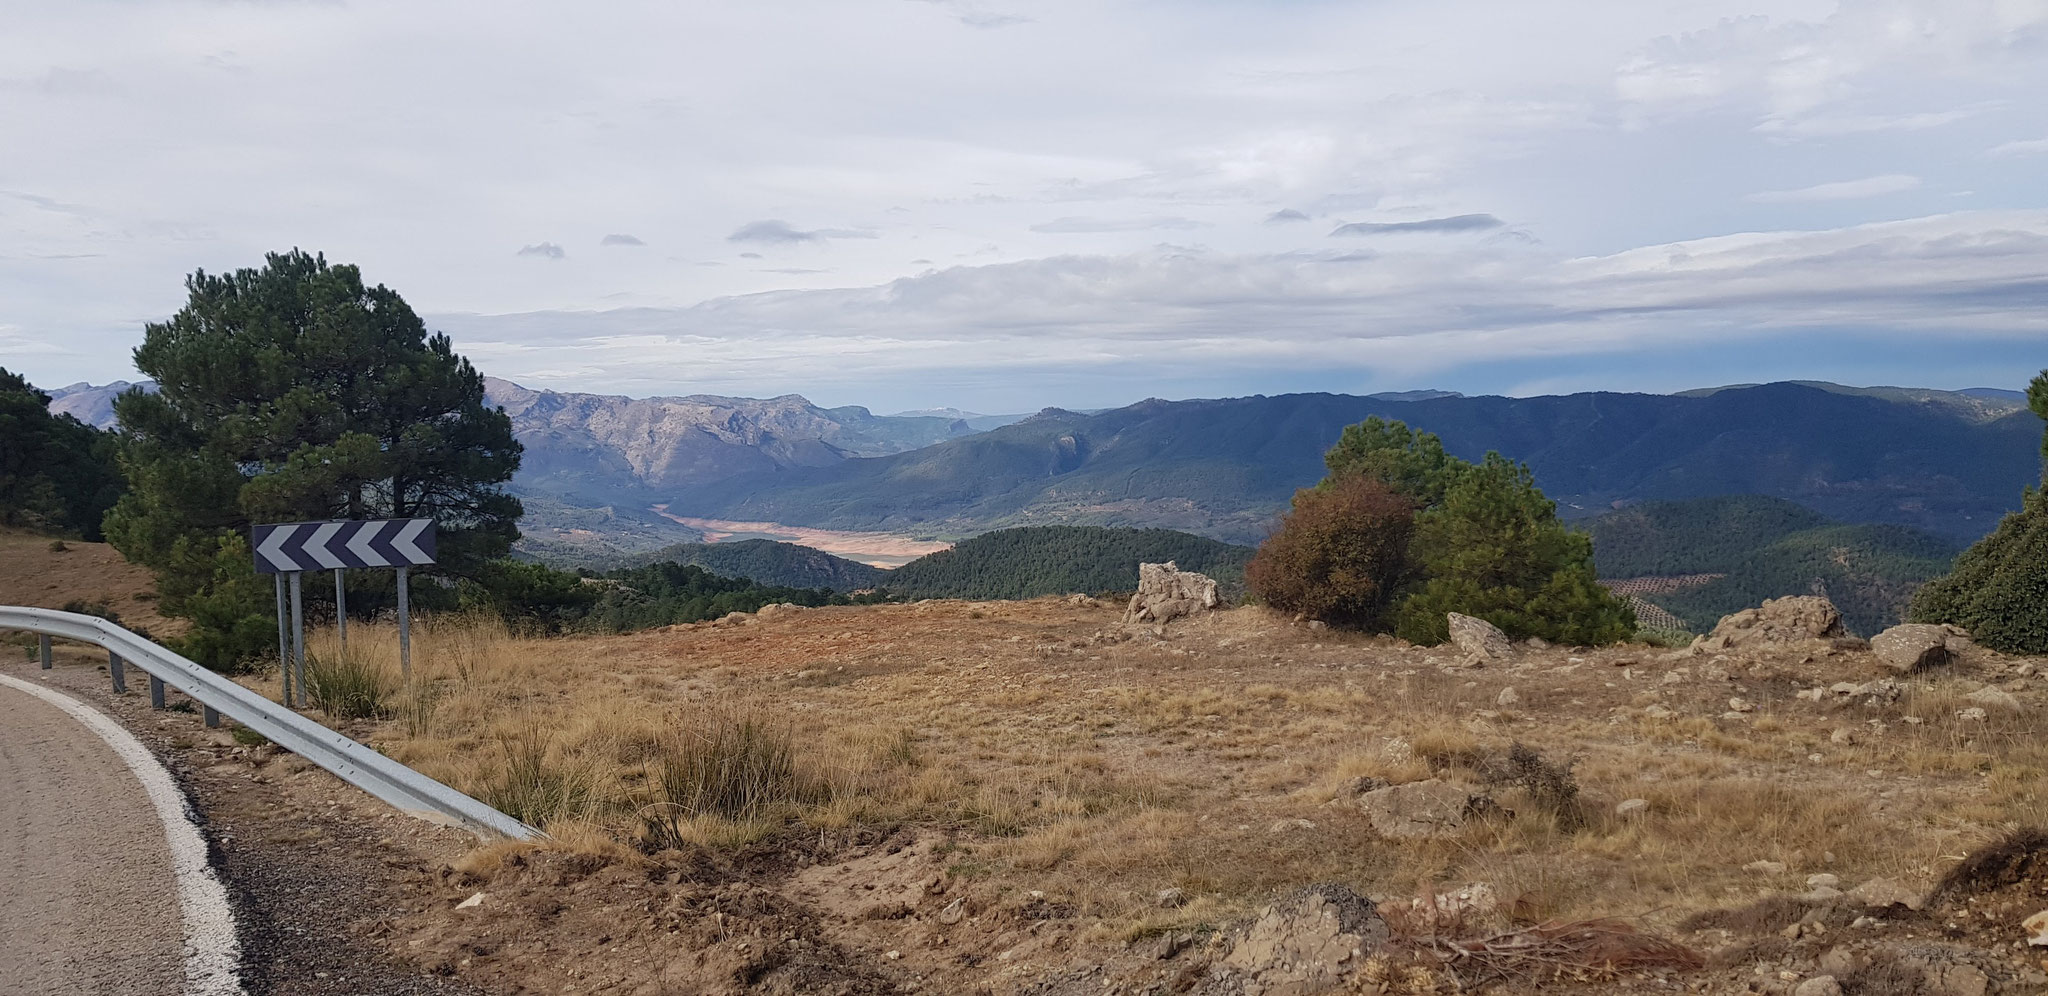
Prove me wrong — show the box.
[0,367,124,538]
[102,251,522,669]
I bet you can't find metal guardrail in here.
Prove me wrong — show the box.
[1,606,541,841]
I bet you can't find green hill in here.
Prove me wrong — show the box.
[629,539,887,592]
[882,526,1254,601]
[1591,496,1962,637]
[665,383,2042,545]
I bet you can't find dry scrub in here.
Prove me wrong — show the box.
[251,599,2048,993]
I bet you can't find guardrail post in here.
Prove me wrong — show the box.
[108,650,126,693]
[149,674,166,709]
[39,634,51,670]
[203,705,220,729]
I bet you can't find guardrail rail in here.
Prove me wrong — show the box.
[2,606,541,841]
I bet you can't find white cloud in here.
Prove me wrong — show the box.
[436,210,2048,404]
[1746,174,1922,203]
[1987,137,2048,157]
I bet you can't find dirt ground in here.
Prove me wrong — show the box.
[8,533,2048,994]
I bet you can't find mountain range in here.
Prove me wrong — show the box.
[41,375,2044,555]
[656,382,2040,545]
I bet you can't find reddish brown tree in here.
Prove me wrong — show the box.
[1247,475,1417,629]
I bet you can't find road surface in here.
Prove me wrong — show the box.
[0,675,240,995]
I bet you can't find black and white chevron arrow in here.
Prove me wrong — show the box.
[251,518,437,574]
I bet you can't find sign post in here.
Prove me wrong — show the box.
[253,517,437,709]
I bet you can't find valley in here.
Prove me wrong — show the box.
[651,508,953,568]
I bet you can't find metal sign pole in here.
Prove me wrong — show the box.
[289,570,306,708]
[274,573,291,705]
[335,567,348,652]
[396,565,412,684]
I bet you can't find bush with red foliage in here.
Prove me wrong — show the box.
[1246,476,1417,628]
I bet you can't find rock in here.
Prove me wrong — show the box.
[1642,704,1676,720]
[1927,963,1990,996]
[1447,613,1511,660]
[938,897,967,924]
[1063,593,1102,608]
[2024,908,2048,947]
[1524,636,1551,650]
[1745,860,1787,875]
[455,891,486,910]
[1728,697,1755,712]
[1829,728,1856,745]
[1356,779,1499,839]
[1268,818,1316,834]
[1156,888,1187,909]
[1495,686,1520,707]
[1871,623,1954,673]
[1793,976,1842,996]
[755,601,807,620]
[1956,707,1989,722]
[1615,798,1650,818]
[1121,562,1220,625]
[1845,877,1923,910]
[1219,883,1388,995]
[1965,685,2021,711]
[1697,596,1847,650]
[1806,873,1840,890]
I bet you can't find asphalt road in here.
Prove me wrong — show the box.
[0,679,192,995]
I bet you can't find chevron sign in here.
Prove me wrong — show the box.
[251,518,437,574]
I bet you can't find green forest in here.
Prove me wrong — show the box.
[881,526,1253,600]
[626,538,885,592]
[1590,496,1961,636]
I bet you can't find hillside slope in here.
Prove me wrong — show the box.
[1590,496,1962,637]
[882,526,1253,600]
[664,383,2043,545]
[626,539,886,591]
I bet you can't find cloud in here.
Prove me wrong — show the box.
[1265,209,1311,224]
[516,242,566,259]
[437,211,2048,407]
[1329,214,1503,236]
[726,219,878,244]
[1987,138,2048,158]
[1756,105,1999,138]
[738,252,762,259]
[1746,174,1921,203]
[600,233,646,246]
[1031,216,1206,233]
[910,0,1031,29]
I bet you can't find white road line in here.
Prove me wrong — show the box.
[0,674,245,996]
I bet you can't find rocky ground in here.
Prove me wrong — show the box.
[10,579,2048,995]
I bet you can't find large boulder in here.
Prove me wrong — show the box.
[1696,595,1847,651]
[1123,561,1220,625]
[1213,883,1389,995]
[1872,623,1955,673]
[1356,779,1499,839]
[1446,613,1511,660]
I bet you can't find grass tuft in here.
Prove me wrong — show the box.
[303,652,393,719]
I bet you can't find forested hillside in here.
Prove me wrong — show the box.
[627,538,886,591]
[1591,496,1961,637]
[1,368,125,539]
[882,526,1253,600]
[663,384,2041,545]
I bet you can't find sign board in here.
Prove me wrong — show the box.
[251,518,436,574]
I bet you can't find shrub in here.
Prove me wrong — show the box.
[481,726,603,828]
[1391,454,1634,645]
[1910,370,2048,655]
[644,704,819,848]
[303,652,392,719]
[1911,487,2048,653]
[1246,476,1416,627]
[458,559,601,634]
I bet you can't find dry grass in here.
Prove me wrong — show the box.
[269,599,2048,943]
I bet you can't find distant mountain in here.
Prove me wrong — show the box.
[1675,381,2027,423]
[43,380,154,428]
[627,538,886,591]
[1589,495,1962,636]
[659,383,2042,545]
[887,408,1028,432]
[1367,389,1463,403]
[882,526,1253,600]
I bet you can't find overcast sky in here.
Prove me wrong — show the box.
[4,0,2047,412]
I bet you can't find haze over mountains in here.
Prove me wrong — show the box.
[41,375,2041,558]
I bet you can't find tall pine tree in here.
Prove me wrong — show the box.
[104,250,522,669]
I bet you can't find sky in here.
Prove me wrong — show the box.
[3,0,2047,413]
